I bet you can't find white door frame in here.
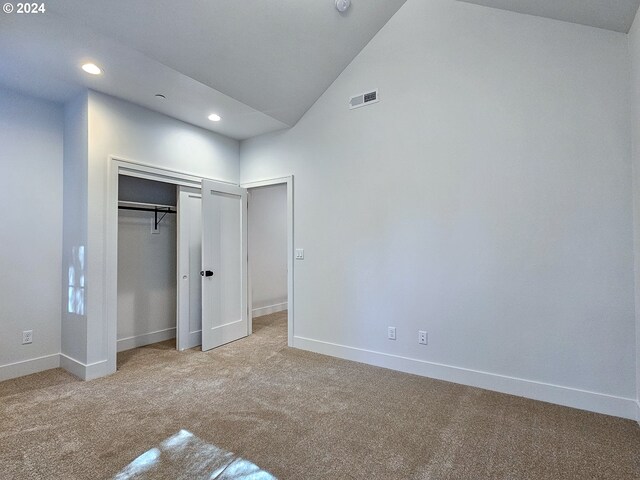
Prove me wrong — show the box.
[106,156,236,373]
[241,176,294,347]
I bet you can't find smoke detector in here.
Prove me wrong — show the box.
[335,0,350,13]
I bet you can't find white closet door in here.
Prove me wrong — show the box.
[200,180,248,351]
[177,187,203,351]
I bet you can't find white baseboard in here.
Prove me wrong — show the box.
[0,354,60,382]
[59,354,110,381]
[252,302,287,318]
[117,327,176,352]
[293,336,637,421]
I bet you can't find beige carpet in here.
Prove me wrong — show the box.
[1,311,639,479]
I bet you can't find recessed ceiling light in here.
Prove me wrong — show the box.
[81,63,102,75]
[208,113,221,122]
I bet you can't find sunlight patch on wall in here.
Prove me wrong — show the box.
[67,245,85,315]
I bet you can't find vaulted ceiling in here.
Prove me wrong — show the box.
[459,0,640,33]
[0,0,406,139]
[1,1,639,140]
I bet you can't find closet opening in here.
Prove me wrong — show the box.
[117,175,179,352]
[108,163,294,372]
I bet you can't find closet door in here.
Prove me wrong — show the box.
[200,180,248,351]
[177,187,202,351]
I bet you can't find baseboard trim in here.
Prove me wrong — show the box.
[60,354,109,381]
[293,336,637,420]
[252,302,287,318]
[636,400,640,426]
[0,354,60,382]
[117,328,176,352]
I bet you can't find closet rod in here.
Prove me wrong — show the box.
[118,204,176,229]
[117,205,176,214]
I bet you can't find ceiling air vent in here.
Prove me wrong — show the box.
[349,89,379,109]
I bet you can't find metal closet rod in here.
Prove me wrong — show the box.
[118,200,176,211]
[118,205,176,213]
[118,201,176,228]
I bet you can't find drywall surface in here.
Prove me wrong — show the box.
[248,184,288,316]
[117,209,176,350]
[629,10,640,421]
[86,91,240,368]
[119,175,177,206]
[241,0,635,415]
[61,91,89,366]
[0,87,63,378]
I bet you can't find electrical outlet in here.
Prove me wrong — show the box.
[418,330,428,345]
[22,330,33,345]
[388,326,396,340]
[295,249,304,260]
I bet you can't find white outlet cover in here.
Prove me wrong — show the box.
[295,248,304,260]
[388,327,396,340]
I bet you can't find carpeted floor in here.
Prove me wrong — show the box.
[1,311,639,479]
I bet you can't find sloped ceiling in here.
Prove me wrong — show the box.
[459,0,640,33]
[0,1,406,139]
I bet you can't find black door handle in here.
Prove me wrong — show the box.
[200,270,214,277]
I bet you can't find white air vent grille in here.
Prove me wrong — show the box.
[349,89,379,109]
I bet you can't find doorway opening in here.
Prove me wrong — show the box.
[245,177,293,344]
[106,158,294,374]
[117,175,178,352]
[248,184,288,335]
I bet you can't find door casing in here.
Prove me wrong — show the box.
[106,158,295,374]
[242,176,294,347]
[106,157,237,373]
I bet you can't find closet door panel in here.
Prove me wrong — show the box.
[177,187,203,350]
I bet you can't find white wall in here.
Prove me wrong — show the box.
[241,0,636,418]
[0,87,63,380]
[117,210,177,351]
[628,10,640,423]
[119,175,177,206]
[82,91,240,376]
[61,92,88,367]
[249,184,288,317]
